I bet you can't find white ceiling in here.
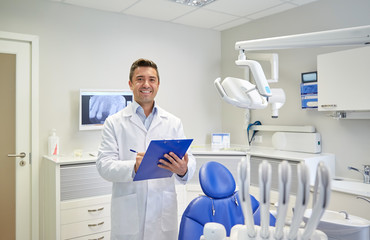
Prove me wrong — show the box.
[50,0,318,31]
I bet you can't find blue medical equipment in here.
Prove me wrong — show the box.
[178,161,276,240]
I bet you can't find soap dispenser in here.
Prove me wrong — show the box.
[48,129,59,156]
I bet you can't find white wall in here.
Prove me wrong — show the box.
[1,0,368,180]
[221,0,370,179]
[0,0,222,156]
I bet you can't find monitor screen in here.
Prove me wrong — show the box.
[79,89,133,130]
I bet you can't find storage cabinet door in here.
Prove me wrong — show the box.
[318,46,370,111]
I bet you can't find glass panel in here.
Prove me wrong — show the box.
[0,53,16,239]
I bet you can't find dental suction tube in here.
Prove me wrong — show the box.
[274,161,292,240]
[258,161,272,239]
[237,156,256,238]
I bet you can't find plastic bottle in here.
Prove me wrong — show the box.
[48,129,59,156]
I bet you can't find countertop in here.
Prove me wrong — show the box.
[43,153,97,165]
[191,146,369,197]
[331,178,370,197]
[44,146,369,197]
[191,145,335,162]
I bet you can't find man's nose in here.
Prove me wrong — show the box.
[143,79,150,86]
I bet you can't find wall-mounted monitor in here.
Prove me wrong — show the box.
[79,89,133,130]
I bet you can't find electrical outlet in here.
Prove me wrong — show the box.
[254,135,263,143]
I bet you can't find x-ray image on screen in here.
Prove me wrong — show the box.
[80,89,133,130]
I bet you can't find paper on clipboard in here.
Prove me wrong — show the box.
[133,139,193,181]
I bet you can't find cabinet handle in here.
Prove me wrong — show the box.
[88,221,104,227]
[88,237,104,240]
[88,207,104,213]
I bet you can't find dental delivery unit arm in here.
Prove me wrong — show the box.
[201,160,331,240]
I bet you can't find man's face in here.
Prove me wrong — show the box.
[129,66,159,106]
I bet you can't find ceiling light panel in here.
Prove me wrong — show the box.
[171,0,216,7]
[124,0,197,21]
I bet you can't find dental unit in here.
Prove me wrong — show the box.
[207,25,370,240]
[201,160,331,240]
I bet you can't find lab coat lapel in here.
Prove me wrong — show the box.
[130,114,147,132]
[124,105,147,132]
[149,110,163,131]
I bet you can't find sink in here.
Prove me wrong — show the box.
[303,209,370,240]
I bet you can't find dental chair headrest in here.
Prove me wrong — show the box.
[199,161,236,199]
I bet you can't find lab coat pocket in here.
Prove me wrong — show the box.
[111,194,139,235]
[161,191,178,231]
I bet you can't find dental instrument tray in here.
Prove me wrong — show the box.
[133,139,193,181]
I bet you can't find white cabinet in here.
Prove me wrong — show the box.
[317,46,370,112]
[42,156,112,240]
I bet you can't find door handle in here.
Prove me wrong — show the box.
[7,152,26,158]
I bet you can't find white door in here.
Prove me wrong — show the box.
[0,38,32,239]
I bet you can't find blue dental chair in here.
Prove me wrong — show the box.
[178,161,276,240]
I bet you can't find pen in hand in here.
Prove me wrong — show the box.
[130,149,138,153]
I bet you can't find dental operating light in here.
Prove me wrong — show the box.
[215,25,370,116]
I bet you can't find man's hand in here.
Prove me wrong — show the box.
[158,152,189,177]
[134,152,145,173]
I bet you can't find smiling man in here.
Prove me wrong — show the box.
[96,58,196,240]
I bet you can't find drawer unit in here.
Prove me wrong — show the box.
[42,156,112,240]
[71,231,110,240]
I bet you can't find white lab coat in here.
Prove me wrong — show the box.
[96,103,196,240]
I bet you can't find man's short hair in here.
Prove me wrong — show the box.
[129,58,160,82]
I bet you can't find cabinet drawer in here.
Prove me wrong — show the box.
[60,163,112,200]
[61,202,110,225]
[61,217,110,240]
[68,230,110,240]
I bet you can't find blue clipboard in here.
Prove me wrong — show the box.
[133,139,193,181]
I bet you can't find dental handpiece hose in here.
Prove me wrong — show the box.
[274,161,292,240]
[237,155,256,238]
[287,163,310,240]
[259,161,272,239]
[301,163,331,240]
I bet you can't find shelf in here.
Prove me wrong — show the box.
[250,125,315,133]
